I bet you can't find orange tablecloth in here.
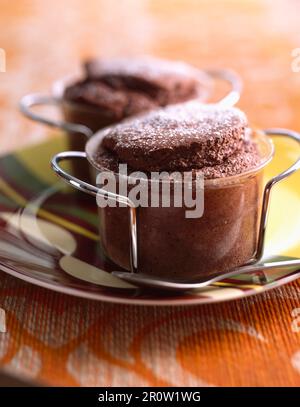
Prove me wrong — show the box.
[0,0,300,386]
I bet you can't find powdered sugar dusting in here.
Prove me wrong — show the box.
[98,102,260,177]
[104,102,248,149]
[86,56,204,82]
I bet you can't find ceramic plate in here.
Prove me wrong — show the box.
[0,135,300,306]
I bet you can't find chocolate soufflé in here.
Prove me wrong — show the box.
[87,103,272,279]
[63,56,207,133]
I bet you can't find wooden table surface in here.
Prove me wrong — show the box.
[0,0,300,386]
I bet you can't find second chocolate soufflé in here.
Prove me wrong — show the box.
[63,56,207,132]
[88,103,264,279]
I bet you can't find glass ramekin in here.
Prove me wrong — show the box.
[53,127,300,281]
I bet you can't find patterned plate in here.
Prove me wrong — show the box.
[0,135,300,306]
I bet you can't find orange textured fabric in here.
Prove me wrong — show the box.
[0,0,300,386]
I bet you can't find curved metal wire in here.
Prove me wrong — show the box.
[51,151,137,272]
[255,128,300,261]
[19,94,93,138]
[203,68,242,106]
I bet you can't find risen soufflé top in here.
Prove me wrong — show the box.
[90,102,261,179]
[63,56,205,120]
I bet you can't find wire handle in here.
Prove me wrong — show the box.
[203,68,242,106]
[51,151,138,272]
[255,128,300,261]
[19,94,93,139]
